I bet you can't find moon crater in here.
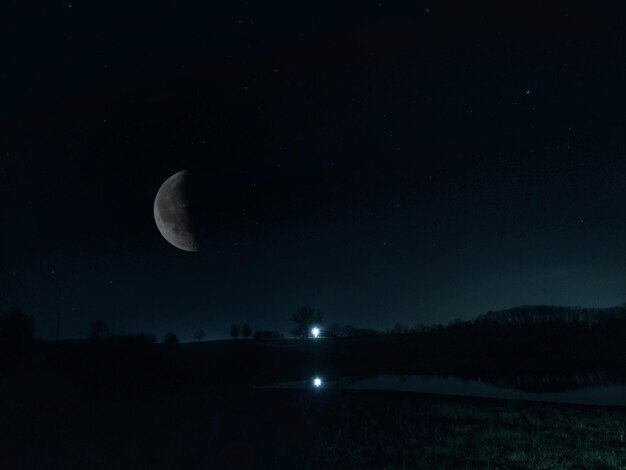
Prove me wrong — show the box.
[154,170,200,252]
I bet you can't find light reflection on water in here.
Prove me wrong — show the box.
[270,374,626,406]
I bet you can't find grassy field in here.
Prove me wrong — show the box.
[1,381,625,469]
[297,391,626,469]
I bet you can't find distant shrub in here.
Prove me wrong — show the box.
[329,324,379,338]
[253,330,282,340]
[163,332,180,346]
[241,324,253,339]
[90,320,111,342]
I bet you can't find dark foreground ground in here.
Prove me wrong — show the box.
[1,382,625,469]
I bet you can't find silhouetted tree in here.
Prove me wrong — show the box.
[90,320,111,342]
[339,324,378,337]
[291,306,323,339]
[392,322,408,335]
[163,332,179,346]
[0,307,35,345]
[194,329,205,342]
[241,323,252,339]
[411,324,430,333]
[327,323,342,338]
[230,324,241,339]
[253,330,282,339]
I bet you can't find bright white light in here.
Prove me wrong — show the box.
[312,377,323,388]
[311,327,320,338]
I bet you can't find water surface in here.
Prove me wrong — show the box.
[270,374,626,406]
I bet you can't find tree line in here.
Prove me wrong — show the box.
[2,303,626,346]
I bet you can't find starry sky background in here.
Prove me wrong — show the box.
[3,0,626,340]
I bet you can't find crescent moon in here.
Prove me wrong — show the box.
[154,170,200,252]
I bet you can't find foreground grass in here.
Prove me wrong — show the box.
[1,382,624,469]
[298,391,626,469]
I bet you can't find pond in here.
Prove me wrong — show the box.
[268,374,626,406]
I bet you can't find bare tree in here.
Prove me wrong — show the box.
[194,328,205,342]
[291,306,323,339]
[230,324,241,340]
[241,323,252,339]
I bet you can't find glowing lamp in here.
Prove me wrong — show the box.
[312,377,323,388]
[311,327,320,338]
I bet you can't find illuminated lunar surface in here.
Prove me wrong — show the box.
[153,170,199,252]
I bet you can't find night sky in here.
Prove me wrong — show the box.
[3,0,626,341]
